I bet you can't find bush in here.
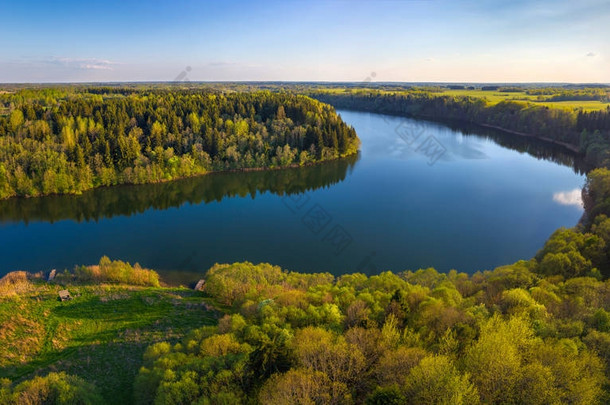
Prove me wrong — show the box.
[0,271,35,296]
[5,372,103,405]
[64,256,160,287]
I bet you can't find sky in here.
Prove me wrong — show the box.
[1,0,609,83]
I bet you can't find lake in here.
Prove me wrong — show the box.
[0,110,587,279]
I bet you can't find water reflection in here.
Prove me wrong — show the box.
[438,120,589,174]
[0,154,359,224]
[553,189,583,207]
[350,111,589,174]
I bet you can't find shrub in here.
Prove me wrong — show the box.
[70,256,160,287]
[7,372,103,405]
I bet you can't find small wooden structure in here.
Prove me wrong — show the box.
[58,289,72,301]
[48,269,57,282]
[194,279,205,291]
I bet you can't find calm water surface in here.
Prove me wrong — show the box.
[0,110,586,277]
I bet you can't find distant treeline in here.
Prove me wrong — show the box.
[312,90,610,167]
[0,89,359,199]
[481,86,523,92]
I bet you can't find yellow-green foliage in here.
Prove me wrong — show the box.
[204,261,334,307]
[134,262,610,404]
[0,372,104,405]
[6,255,610,404]
[68,256,160,287]
[0,271,36,297]
[0,89,359,199]
[439,88,610,111]
[404,354,479,405]
[3,258,610,404]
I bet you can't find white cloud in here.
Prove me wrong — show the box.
[206,61,240,67]
[553,189,583,207]
[43,57,118,71]
[586,52,597,57]
[81,63,113,70]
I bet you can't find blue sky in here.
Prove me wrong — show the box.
[1,0,608,83]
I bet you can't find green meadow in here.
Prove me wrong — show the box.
[312,86,610,112]
[0,265,218,404]
[439,89,610,111]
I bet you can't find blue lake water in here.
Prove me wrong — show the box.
[0,110,586,279]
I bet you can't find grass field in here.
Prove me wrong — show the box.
[314,87,610,112]
[0,277,219,404]
[533,99,610,111]
[439,89,610,111]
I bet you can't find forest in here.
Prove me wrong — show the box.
[0,88,359,199]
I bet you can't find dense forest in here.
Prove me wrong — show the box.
[135,260,610,404]
[525,87,610,102]
[311,90,610,167]
[0,88,359,199]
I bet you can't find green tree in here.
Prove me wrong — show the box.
[9,372,104,405]
[404,355,479,405]
[9,109,24,132]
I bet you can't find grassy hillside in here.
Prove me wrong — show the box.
[0,260,218,404]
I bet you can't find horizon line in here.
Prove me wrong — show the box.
[1,80,610,86]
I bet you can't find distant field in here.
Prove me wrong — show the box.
[439,89,610,111]
[440,89,524,103]
[314,87,610,112]
[535,99,610,111]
